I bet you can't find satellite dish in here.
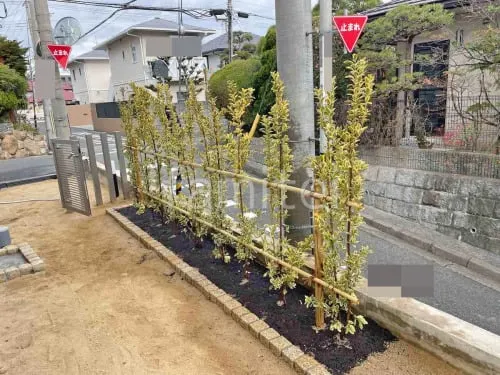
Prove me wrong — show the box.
[53,17,82,45]
[152,59,171,81]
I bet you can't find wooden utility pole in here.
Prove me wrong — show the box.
[227,0,233,63]
[33,0,70,139]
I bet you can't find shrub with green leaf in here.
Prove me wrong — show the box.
[225,81,256,282]
[262,72,313,306]
[306,55,373,337]
[208,58,261,110]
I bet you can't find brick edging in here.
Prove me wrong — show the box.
[0,243,45,282]
[106,207,331,375]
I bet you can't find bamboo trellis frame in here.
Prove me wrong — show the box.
[128,146,362,208]
[127,144,360,309]
[139,189,359,305]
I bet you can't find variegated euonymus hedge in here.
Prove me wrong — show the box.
[192,81,233,263]
[306,55,373,336]
[225,81,257,282]
[262,72,313,306]
[121,57,373,339]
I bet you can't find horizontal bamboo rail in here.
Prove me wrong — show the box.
[128,146,362,209]
[140,189,359,305]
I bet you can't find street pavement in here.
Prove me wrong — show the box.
[0,155,55,184]
[361,226,500,336]
[70,126,121,168]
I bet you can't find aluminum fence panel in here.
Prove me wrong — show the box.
[52,139,91,216]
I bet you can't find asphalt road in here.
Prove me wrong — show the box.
[70,126,121,168]
[0,155,55,184]
[361,226,500,335]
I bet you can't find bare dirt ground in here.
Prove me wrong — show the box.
[0,180,463,375]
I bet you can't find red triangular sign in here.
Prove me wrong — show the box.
[333,15,368,53]
[47,44,72,69]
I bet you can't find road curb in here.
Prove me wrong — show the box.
[362,207,500,284]
[106,206,331,375]
[107,205,500,375]
[0,174,57,189]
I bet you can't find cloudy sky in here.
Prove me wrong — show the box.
[1,0,323,60]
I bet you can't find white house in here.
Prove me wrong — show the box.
[202,32,261,78]
[67,50,111,104]
[93,17,216,103]
[363,0,500,150]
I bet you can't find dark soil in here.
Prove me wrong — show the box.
[119,206,396,374]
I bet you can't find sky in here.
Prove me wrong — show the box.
[0,0,321,61]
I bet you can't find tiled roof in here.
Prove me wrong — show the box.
[202,32,262,54]
[94,17,216,50]
[70,50,109,63]
[362,0,461,18]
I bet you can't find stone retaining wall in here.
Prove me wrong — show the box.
[0,130,47,160]
[363,166,500,253]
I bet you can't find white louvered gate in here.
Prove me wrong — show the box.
[52,138,91,216]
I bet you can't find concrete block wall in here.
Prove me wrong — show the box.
[363,166,500,254]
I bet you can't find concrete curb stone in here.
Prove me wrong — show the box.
[282,345,305,366]
[223,299,242,314]
[232,305,251,320]
[249,319,269,338]
[0,243,44,281]
[269,335,293,356]
[260,328,280,347]
[294,355,320,375]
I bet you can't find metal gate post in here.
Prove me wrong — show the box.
[51,138,66,209]
[85,134,103,206]
[100,132,117,202]
[114,131,130,199]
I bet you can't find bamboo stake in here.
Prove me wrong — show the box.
[313,180,326,329]
[140,189,359,304]
[128,146,362,209]
[247,114,261,139]
[131,138,143,202]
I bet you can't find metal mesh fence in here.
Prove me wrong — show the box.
[335,95,500,153]
[333,95,500,179]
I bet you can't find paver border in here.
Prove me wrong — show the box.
[106,206,330,375]
[107,205,500,375]
[0,243,45,282]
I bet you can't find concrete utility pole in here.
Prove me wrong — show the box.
[227,0,233,63]
[33,0,70,140]
[319,0,333,93]
[24,3,38,130]
[275,0,315,242]
[27,0,55,147]
[319,0,333,154]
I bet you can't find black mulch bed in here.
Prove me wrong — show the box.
[119,206,396,374]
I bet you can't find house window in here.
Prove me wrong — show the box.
[72,69,76,81]
[122,50,126,61]
[131,45,137,63]
[412,40,450,137]
[79,67,82,76]
[455,29,464,47]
